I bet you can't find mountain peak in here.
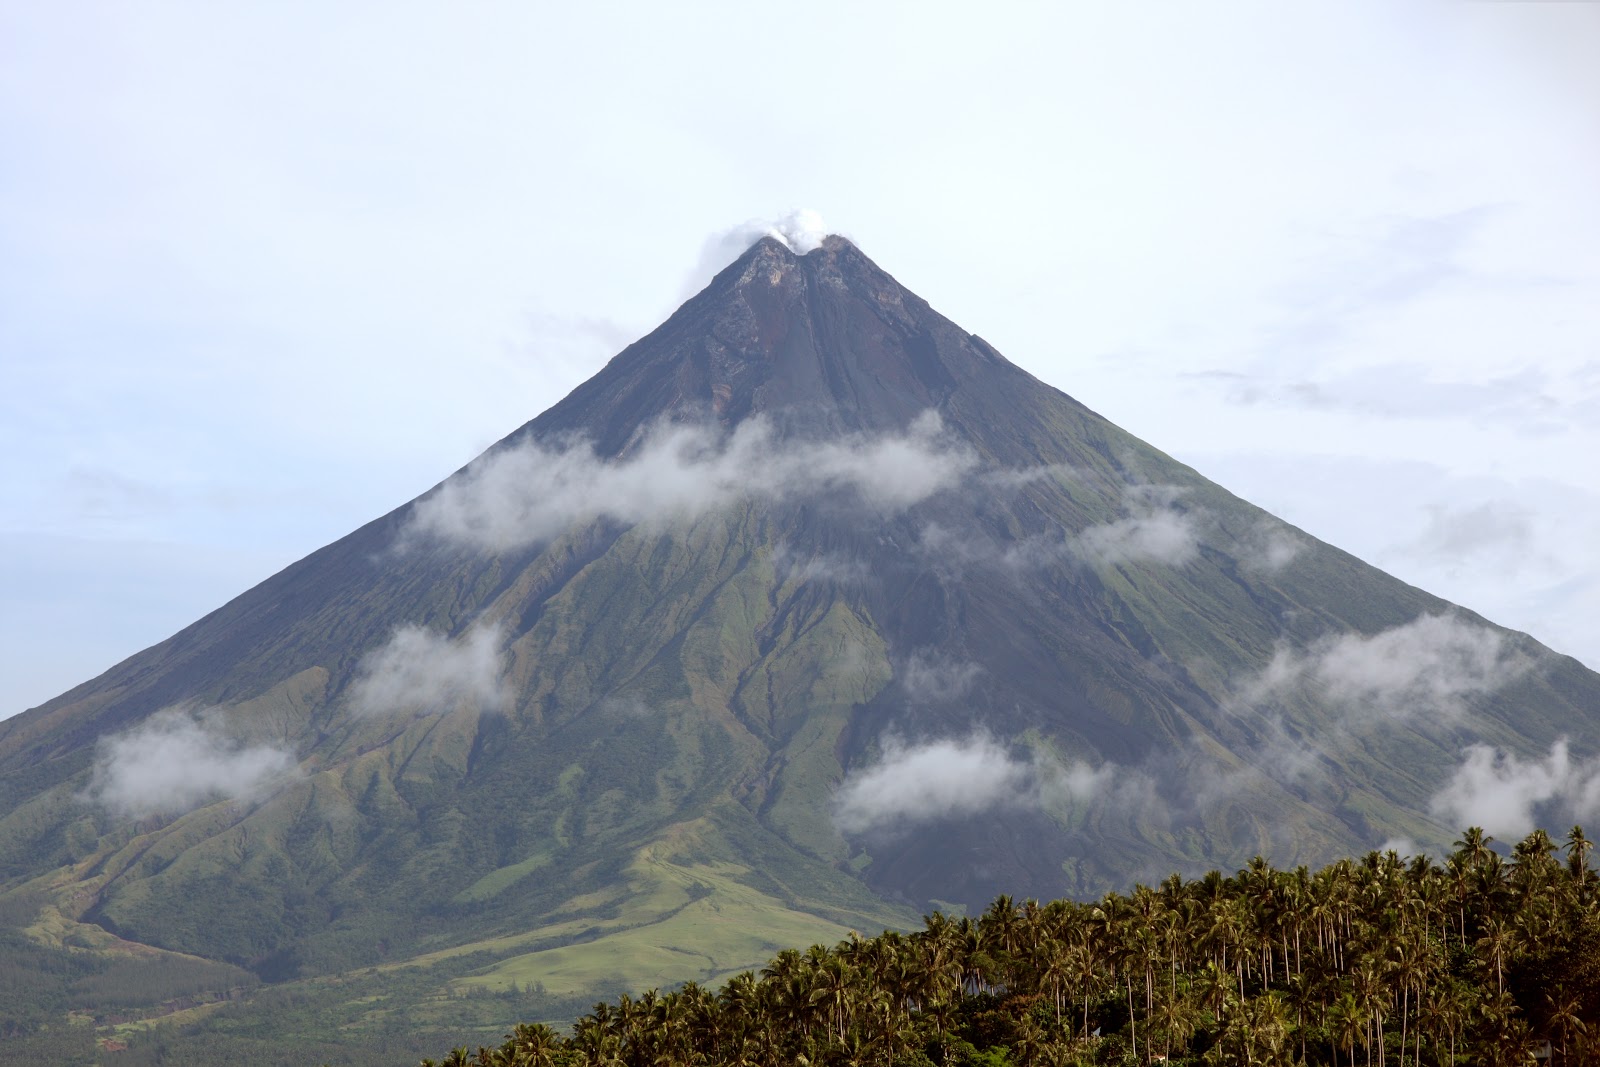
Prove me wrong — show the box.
[527,230,1018,451]
[728,231,859,282]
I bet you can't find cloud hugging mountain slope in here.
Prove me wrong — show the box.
[1,233,1597,1053]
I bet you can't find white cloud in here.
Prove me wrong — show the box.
[1076,508,1201,568]
[833,733,1034,834]
[1040,759,1124,808]
[1188,613,1536,807]
[914,485,1207,576]
[85,708,297,818]
[1063,486,1205,568]
[1429,739,1600,838]
[1240,612,1530,725]
[406,410,973,553]
[346,623,508,717]
[1236,519,1304,574]
[833,731,1137,834]
[1378,836,1418,858]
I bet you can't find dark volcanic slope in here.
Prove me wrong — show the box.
[1,235,1597,1003]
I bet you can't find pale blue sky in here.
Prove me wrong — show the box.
[3,0,1598,717]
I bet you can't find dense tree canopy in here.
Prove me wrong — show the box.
[428,827,1600,1066]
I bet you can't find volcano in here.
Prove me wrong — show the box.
[2,233,1596,1052]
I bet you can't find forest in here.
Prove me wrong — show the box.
[422,827,1600,1067]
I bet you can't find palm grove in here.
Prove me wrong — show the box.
[427,827,1600,1067]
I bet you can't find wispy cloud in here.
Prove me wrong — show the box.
[1075,505,1201,567]
[1209,363,1564,430]
[919,485,1205,573]
[1238,612,1529,727]
[1187,613,1537,813]
[1235,518,1304,574]
[1430,739,1600,838]
[1409,500,1534,561]
[898,652,984,706]
[346,623,508,717]
[771,543,870,587]
[833,733,1034,834]
[406,410,974,553]
[84,708,297,818]
[1074,486,1203,567]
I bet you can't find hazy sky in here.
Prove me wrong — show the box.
[2,1,1598,718]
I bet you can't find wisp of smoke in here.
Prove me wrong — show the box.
[1429,739,1600,838]
[681,209,828,299]
[346,623,508,717]
[406,411,973,553]
[764,209,828,254]
[84,708,297,818]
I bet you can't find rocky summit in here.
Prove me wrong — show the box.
[2,234,1596,1056]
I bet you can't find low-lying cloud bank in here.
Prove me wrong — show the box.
[1240,612,1528,725]
[407,411,973,553]
[1430,739,1600,838]
[85,709,297,818]
[832,732,1142,834]
[346,624,508,717]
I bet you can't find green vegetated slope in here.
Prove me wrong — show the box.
[0,502,925,1058]
[1,235,1597,1063]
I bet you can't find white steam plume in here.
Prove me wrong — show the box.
[85,708,297,818]
[1239,612,1529,725]
[346,624,508,717]
[682,209,828,298]
[406,411,972,553]
[1430,739,1600,837]
[833,732,1138,834]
